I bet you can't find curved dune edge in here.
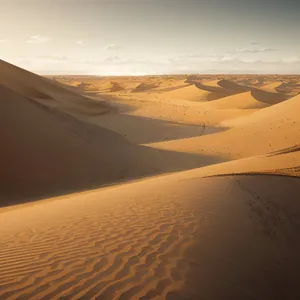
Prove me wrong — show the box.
[162,83,232,102]
[0,59,109,117]
[150,93,300,159]
[216,79,249,92]
[207,91,269,109]
[260,81,284,93]
[1,174,300,299]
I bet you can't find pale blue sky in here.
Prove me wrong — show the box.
[1,0,300,74]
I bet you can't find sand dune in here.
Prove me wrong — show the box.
[0,60,108,116]
[131,82,157,93]
[1,173,300,299]
[207,91,269,109]
[1,64,300,299]
[0,78,218,205]
[216,79,249,92]
[260,81,283,93]
[250,87,289,105]
[0,84,142,204]
[150,93,300,159]
[162,84,213,101]
[109,82,124,92]
[161,81,246,102]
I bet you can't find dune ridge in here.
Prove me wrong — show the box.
[0,60,109,116]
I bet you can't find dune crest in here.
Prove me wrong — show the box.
[0,60,109,116]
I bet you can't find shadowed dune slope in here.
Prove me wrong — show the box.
[0,60,108,116]
[0,84,222,205]
[131,82,157,93]
[0,84,138,204]
[250,87,289,105]
[0,174,300,299]
[217,79,249,92]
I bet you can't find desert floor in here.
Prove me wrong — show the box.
[1,59,300,299]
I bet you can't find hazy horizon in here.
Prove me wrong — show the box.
[1,0,300,75]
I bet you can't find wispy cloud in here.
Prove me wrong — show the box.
[76,40,83,45]
[0,39,8,43]
[250,41,261,45]
[36,55,69,62]
[231,47,277,53]
[26,35,51,44]
[104,55,121,62]
[103,43,120,51]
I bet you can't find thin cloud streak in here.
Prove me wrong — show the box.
[26,35,51,44]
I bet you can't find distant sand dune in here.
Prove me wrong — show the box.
[110,82,124,92]
[150,93,300,159]
[131,82,157,93]
[207,91,269,109]
[250,87,289,105]
[217,79,249,92]
[162,83,237,102]
[260,81,284,93]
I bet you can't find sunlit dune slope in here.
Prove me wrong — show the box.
[207,91,269,109]
[150,93,300,159]
[0,173,300,299]
[260,81,284,93]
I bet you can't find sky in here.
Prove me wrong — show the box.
[1,0,300,75]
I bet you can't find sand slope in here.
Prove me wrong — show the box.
[162,84,213,101]
[1,173,300,299]
[207,91,269,109]
[151,93,300,159]
[0,84,136,204]
[0,84,224,205]
[0,60,108,116]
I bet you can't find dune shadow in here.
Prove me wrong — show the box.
[194,82,226,93]
[0,86,223,208]
[154,84,191,93]
[193,82,246,101]
[131,83,157,93]
[85,93,137,114]
[88,112,221,144]
[0,144,222,208]
[251,88,291,105]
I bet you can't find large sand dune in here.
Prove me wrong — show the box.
[207,91,269,109]
[0,84,223,205]
[1,62,300,299]
[0,60,109,116]
[1,173,300,299]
